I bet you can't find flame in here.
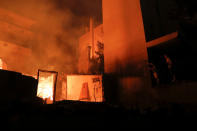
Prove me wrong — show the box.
[37,75,54,101]
[0,58,7,70]
[0,59,2,69]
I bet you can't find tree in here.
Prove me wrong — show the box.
[88,41,104,74]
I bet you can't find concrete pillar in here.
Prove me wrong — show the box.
[103,0,153,108]
[89,18,95,59]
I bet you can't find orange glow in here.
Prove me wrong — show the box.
[102,0,152,108]
[37,74,54,103]
[0,58,7,70]
[0,58,3,69]
[67,75,103,102]
[103,0,148,73]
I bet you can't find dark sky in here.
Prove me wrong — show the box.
[141,0,197,41]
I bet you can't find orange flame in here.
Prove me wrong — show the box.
[37,75,54,101]
[0,58,7,70]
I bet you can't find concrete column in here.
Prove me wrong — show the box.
[103,0,153,108]
[89,17,95,59]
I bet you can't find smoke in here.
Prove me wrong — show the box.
[29,2,80,74]
[0,0,102,75]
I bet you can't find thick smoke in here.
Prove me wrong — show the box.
[0,0,102,75]
[29,1,80,74]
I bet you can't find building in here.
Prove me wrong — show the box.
[78,23,177,75]
[0,8,35,75]
[78,0,179,75]
[78,20,104,74]
[76,0,180,108]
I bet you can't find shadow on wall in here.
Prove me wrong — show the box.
[103,74,158,109]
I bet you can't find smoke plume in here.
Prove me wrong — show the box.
[0,0,102,75]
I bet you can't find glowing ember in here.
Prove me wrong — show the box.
[0,58,7,70]
[0,58,3,69]
[37,75,54,101]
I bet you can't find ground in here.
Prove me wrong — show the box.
[2,81,197,129]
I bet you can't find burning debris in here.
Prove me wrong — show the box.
[0,57,7,70]
[36,73,103,104]
[35,69,103,104]
[37,70,58,104]
[0,0,105,106]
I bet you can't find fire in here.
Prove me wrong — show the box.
[0,59,2,70]
[0,58,7,70]
[37,75,54,101]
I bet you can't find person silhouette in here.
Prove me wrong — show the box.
[148,63,159,86]
[163,54,176,83]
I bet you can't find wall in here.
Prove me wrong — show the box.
[0,8,35,46]
[78,25,104,74]
[103,0,153,108]
[0,8,35,74]
[0,40,34,74]
[67,75,103,102]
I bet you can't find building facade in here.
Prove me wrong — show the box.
[0,8,35,74]
[78,24,104,74]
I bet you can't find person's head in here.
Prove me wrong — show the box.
[164,54,168,59]
[148,63,155,68]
